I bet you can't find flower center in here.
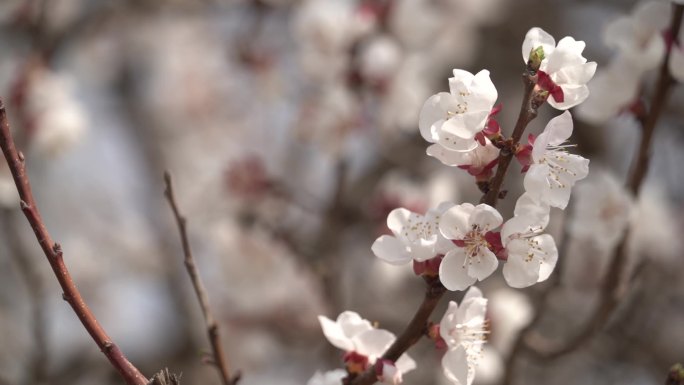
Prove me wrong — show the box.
[540,144,577,189]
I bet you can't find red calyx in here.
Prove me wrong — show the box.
[537,71,564,103]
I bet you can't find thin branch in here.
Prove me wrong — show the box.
[163,172,240,385]
[481,70,539,206]
[519,3,684,362]
[0,99,148,385]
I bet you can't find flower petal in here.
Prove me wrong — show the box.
[469,204,503,231]
[371,235,413,265]
[442,346,471,385]
[352,328,395,360]
[318,315,355,351]
[338,311,374,340]
[468,248,498,281]
[440,248,477,291]
[522,27,555,63]
[440,203,475,240]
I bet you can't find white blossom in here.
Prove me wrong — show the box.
[501,193,558,288]
[419,69,498,152]
[522,28,597,110]
[523,111,589,209]
[372,202,456,265]
[358,35,403,83]
[318,311,416,378]
[438,204,503,291]
[439,286,488,385]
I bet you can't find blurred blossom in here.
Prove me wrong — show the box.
[629,185,681,264]
[357,35,403,86]
[569,169,634,251]
[26,69,87,157]
[307,369,346,385]
[487,288,533,355]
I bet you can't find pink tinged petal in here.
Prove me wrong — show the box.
[535,234,558,282]
[502,248,539,288]
[395,354,417,374]
[352,329,396,360]
[371,235,413,265]
[670,48,684,82]
[440,249,477,291]
[467,248,498,281]
[442,346,471,385]
[522,27,556,63]
[419,94,446,142]
[469,204,504,231]
[318,315,355,351]
[548,84,590,110]
[501,216,531,245]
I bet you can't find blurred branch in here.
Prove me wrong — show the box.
[518,3,684,362]
[163,172,241,385]
[1,209,48,384]
[0,99,148,385]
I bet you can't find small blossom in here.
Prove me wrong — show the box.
[438,204,503,291]
[376,359,417,385]
[419,69,498,152]
[318,312,416,377]
[522,27,597,110]
[439,286,489,385]
[523,111,589,209]
[501,193,558,288]
[372,202,456,265]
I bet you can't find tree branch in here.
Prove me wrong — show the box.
[0,99,148,385]
[163,172,240,385]
[481,70,539,206]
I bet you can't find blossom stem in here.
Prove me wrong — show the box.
[481,71,539,206]
[348,280,446,385]
[163,172,241,385]
[0,99,149,385]
[517,3,684,363]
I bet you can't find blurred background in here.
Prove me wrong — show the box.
[0,0,683,384]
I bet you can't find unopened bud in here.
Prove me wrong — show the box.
[527,46,545,72]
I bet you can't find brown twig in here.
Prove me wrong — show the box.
[481,71,539,206]
[0,100,148,385]
[163,172,240,385]
[516,3,684,363]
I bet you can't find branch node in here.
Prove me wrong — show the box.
[52,243,63,257]
[18,151,25,162]
[20,200,30,210]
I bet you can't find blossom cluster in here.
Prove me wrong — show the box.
[311,26,595,385]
